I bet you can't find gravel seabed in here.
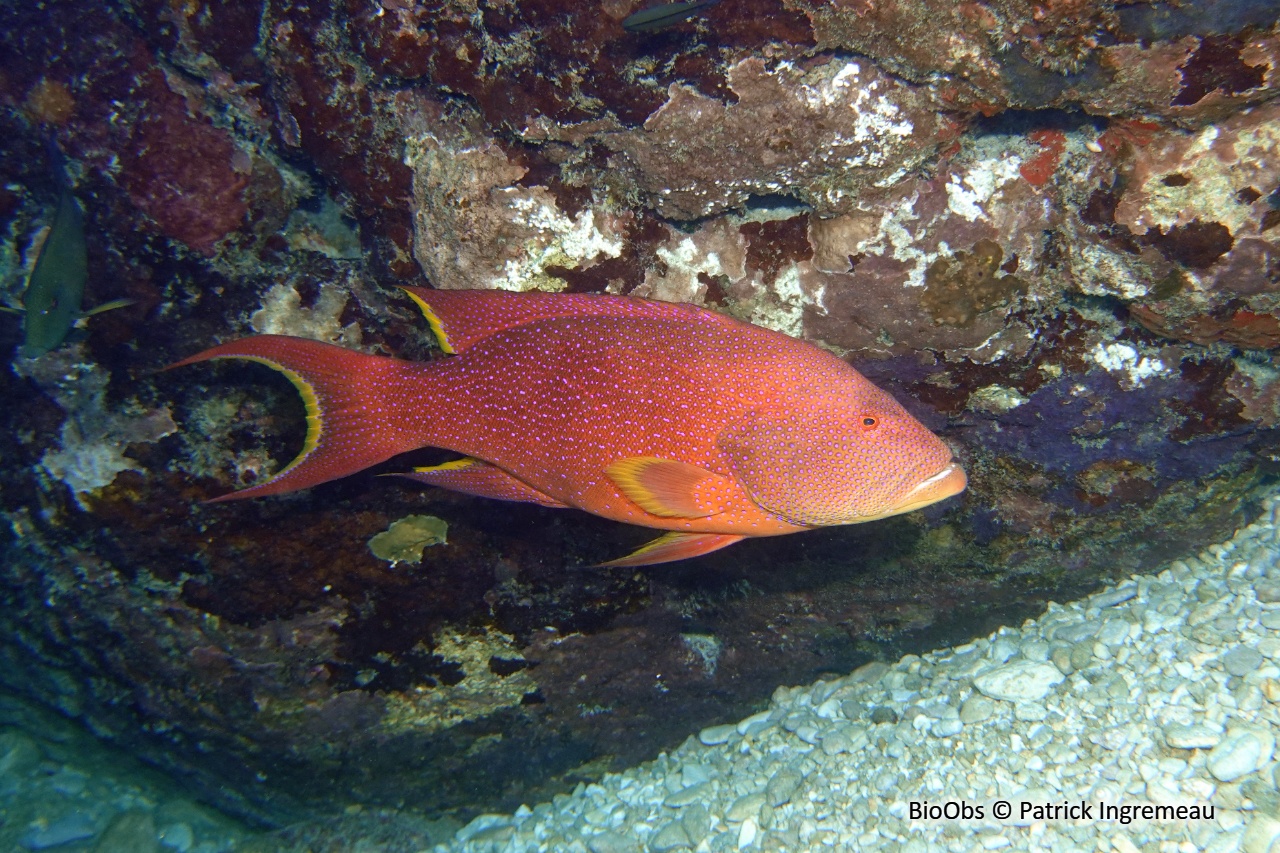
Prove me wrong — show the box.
[437,495,1280,853]
[3,494,1280,852]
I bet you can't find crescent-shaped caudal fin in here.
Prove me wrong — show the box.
[169,335,432,501]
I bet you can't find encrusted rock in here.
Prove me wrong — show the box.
[597,56,951,220]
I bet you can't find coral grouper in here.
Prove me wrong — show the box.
[174,289,966,566]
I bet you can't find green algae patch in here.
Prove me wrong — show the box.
[380,629,537,735]
[967,384,1030,416]
[368,515,449,566]
[921,239,1026,328]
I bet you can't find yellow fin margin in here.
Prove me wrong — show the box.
[411,458,477,474]
[596,531,746,567]
[232,355,323,479]
[399,287,455,354]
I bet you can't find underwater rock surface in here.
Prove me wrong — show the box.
[0,0,1277,827]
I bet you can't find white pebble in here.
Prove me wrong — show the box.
[973,662,1065,703]
[699,724,736,746]
[158,822,194,853]
[1243,813,1280,853]
[1164,723,1224,750]
[1208,728,1275,782]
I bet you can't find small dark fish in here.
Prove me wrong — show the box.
[16,187,89,357]
[622,0,721,33]
[2,179,131,358]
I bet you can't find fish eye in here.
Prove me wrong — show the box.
[861,416,878,429]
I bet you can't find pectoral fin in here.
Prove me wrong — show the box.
[82,298,135,317]
[596,532,746,567]
[605,457,733,518]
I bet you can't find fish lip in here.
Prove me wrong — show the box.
[913,461,963,493]
[894,461,967,512]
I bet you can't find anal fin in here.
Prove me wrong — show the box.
[596,532,746,567]
[399,458,568,508]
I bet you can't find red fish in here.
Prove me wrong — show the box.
[173,289,966,566]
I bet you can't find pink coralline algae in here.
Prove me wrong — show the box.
[112,69,254,257]
[0,0,291,259]
[1064,101,1280,346]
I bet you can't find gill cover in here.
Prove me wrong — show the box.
[718,409,851,526]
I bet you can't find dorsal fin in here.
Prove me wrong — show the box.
[399,287,737,354]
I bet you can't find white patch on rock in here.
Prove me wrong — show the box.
[1070,243,1151,300]
[680,634,722,677]
[1122,119,1280,234]
[834,62,915,145]
[813,199,951,291]
[945,155,1024,222]
[877,203,938,289]
[659,236,725,279]
[250,278,362,347]
[492,196,624,293]
[800,60,861,108]
[748,262,825,339]
[640,236,725,304]
[407,110,625,291]
[1088,342,1167,387]
[13,345,176,508]
[636,223,745,304]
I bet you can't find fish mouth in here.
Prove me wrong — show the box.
[891,461,968,515]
